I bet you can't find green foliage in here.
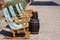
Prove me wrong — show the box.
[5,0,27,13]
[5,0,27,8]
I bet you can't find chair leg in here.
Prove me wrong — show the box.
[23,27,28,34]
[11,29,16,38]
[23,28,30,38]
[26,28,30,34]
[13,31,15,38]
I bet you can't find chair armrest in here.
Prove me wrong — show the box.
[22,9,33,17]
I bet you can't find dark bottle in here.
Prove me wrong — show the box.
[29,18,40,34]
[32,11,38,19]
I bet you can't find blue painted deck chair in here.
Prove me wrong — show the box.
[19,3,32,18]
[9,5,29,28]
[15,3,32,22]
[3,8,30,38]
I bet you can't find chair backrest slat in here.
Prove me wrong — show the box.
[15,4,21,13]
[19,3,23,11]
[9,6,16,17]
[3,8,11,20]
[15,4,23,16]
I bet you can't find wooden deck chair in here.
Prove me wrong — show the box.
[19,3,33,19]
[8,6,30,38]
[15,4,29,23]
[19,3,32,16]
[9,5,29,28]
[15,4,30,34]
[8,6,29,34]
[3,8,30,39]
[15,3,32,22]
